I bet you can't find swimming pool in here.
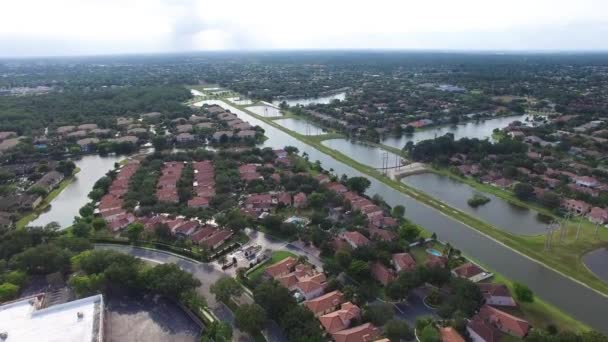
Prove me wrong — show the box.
[426,248,443,256]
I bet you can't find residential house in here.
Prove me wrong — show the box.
[477,283,516,307]
[392,253,416,273]
[371,262,395,286]
[76,138,99,152]
[294,192,308,208]
[440,327,466,342]
[562,199,591,215]
[451,262,492,282]
[31,171,64,192]
[331,323,380,342]
[341,231,371,249]
[469,305,530,339]
[587,207,608,225]
[319,302,361,334]
[304,290,344,316]
[176,133,195,143]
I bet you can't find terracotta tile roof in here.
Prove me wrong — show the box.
[371,262,395,286]
[304,290,344,315]
[319,302,361,333]
[343,231,371,248]
[476,305,530,338]
[440,327,465,342]
[477,283,511,298]
[265,256,298,278]
[331,323,380,342]
[392,253,416,272]
[452,262,484,279]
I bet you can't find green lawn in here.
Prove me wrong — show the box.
[247,250,297,283]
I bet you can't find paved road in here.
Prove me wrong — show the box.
[95,244,254,342]
[393,288,438,326]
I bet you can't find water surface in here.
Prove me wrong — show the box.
[402,173,548,235]
[583,248,608,282]
[30,154,124,228]
[272,92,346,107]
[274,118,327,136]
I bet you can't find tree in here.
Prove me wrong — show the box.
[71,221,92,238]
[201,321,233,342]
[363,303,394,325]
[540,191,561,209]
[253,281,296,320]
[391,205,406,218]
[514,182,535,200]
[79,204,94,218]
[235,304,267,335]
[308,192,326,209]
[280,305,324,342]
[0,282,19,302]
[385,319,414,342]
[126,223,144,243]
[56,160,76,176]
[419,325,440,342]
[28,185,48,196]
[345,177,371,194]
[335,250,352,269]
[10,244,72,275]
[142,263,201,299]
[69,273,105,297]
[154,223,173,241]
[152,136,169,151]
[92,217,106,230]
[514,282,534,302]
[210,277,243,303]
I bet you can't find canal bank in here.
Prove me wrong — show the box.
[29,154,125,228]
[194,97,608,332]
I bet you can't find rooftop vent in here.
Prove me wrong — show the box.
[0,332,8,340]
[77,311,84,320]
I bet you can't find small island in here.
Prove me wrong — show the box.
[468,194,491,207]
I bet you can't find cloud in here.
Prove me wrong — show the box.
[0,0,607,56]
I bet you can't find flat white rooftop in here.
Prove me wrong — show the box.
[0,294,103,342]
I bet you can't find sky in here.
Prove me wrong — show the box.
[1,0,607,57]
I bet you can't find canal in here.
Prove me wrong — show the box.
[402,173,548,235]
[272,91,346,107]
[29,154,124,228]
[195,99,608,332]
[381,114,531,149]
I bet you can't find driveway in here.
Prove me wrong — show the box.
[393,288,438,326]
[243,228,324,270]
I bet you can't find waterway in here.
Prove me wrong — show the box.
[402,173,548,235]
[29,154,124,228]
[245,104,283,118]
[322,138,402,169]
[583,248,608,283]
[195,99,608,332]
[272,92,346,107]
[381,114,530,149]
[274,118,327,136]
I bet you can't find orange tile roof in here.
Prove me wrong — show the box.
[304,290,344,315]
[440,327,465,342]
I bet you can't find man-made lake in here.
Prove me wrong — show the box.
[274,118,327,136]
[583,248,608,283]
[245,104,283,117]
[199,99,608,332]
[322,138,402,169]
[381,114,530,149]
[402,173,548,235]
[272,92,346,107]
[29,154,123,228]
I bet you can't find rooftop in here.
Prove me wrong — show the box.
[0,294,103,342]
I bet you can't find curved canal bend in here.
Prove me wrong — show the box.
[197,99,608,332]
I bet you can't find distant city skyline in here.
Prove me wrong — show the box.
[1,0,607,57]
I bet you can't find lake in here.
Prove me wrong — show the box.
[272,92,346,107]
[381,114,531,149]
[274,118,327,136]
[200,99,608,332]
[402,173,548,235]
[583,248,608,282]
[29,154,124,228]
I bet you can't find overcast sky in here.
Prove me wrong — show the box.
[1,0,608,57]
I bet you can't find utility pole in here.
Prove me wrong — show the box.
[575,215,582,241]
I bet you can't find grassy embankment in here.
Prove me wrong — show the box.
[224,98,602,331]
[246,251,297,283]
[16,167,81,229]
